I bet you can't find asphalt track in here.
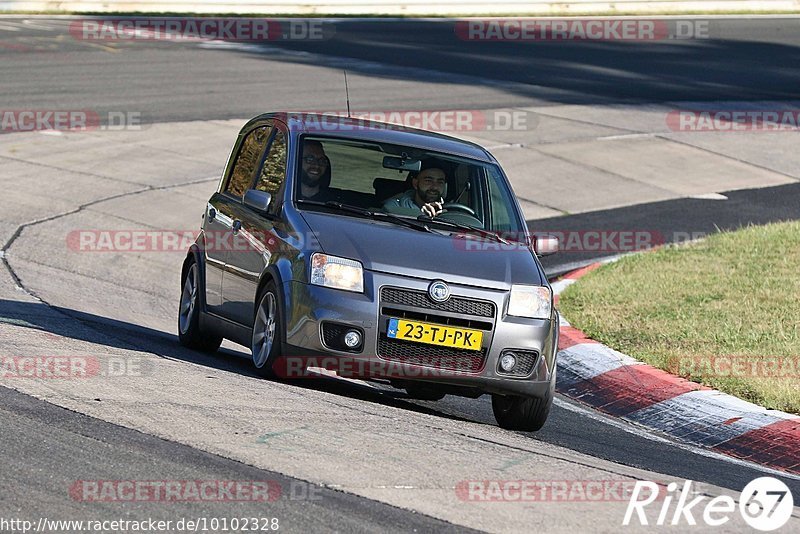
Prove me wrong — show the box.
[537,181,800,274]
[2,17,800,121]
[1,16,800,533]
[0,386,471,533]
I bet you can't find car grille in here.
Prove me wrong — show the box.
[381,307,492,331]
[497,350,539,377]
[377,336,486,372]
[381,287,495,318]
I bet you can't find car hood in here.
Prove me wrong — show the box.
[301,211,544,290]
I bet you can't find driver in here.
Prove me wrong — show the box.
[383,164,447,218]
[299,140,333,201]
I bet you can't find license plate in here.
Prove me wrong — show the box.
[387,318,483,351]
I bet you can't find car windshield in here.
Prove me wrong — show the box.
[294,136,525,236]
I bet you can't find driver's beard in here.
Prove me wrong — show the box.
[421,189,441,202]
[301,169,322,187]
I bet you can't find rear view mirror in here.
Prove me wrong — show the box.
[533,234,559,256]
[383,156,421,172]
[244,189,272,212]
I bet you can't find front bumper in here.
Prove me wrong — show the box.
[280,271,558,398]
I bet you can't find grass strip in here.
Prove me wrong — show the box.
[558,220,800,414]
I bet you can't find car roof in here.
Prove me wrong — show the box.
[244,112,496,163]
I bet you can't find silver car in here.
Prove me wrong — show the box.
[178,112,560,431]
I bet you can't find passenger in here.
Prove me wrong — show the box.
[299,140,333,202]
[383,164,446,218]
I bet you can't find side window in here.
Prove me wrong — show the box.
[255,129,287,211]
[486,168,520,232]
[225,126,271,199]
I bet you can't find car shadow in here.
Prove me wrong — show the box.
[0,298,481,425]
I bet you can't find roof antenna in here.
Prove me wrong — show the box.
[343,70,351,118]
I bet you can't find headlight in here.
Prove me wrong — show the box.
[507,285,551,319]
[310,253,364,293]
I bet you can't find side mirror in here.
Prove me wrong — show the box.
[244,189,272,213]
[533,234,559,256]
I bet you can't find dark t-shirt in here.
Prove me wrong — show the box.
[303,188,337,203]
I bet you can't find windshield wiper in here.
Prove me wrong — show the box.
[297,199,370,216]
[419,216,510,245]
[370,210,437,234]
[296,200,434,233]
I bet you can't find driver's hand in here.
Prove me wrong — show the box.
[421,201,443,218]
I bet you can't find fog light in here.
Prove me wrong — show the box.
[343,330,362,348]
[500,353,517,372]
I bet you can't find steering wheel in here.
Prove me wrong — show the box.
[437,209,483,227]
[442,203,476,217]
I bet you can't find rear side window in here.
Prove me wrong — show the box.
[225,126,271,199]
[255,130,287,210]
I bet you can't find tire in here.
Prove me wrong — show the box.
[178,260,223,353]
[491,367,556,431]
[405,384,446,401]
[251,282,282,378]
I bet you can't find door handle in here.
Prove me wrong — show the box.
[232,220,242,233]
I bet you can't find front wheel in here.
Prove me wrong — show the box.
[492,366,555,431]
[491,392,553,432]
[251,282,282,378]
[178,260,222,353]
